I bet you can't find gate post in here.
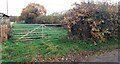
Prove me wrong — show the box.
[42,24,44,39]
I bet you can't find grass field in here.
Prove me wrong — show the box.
[2,23,119,62]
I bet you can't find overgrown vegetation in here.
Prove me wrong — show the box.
[63,2,119,45]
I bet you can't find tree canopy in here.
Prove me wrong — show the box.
[20,3,47,23]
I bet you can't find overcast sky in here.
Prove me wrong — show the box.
[0,0,119,16]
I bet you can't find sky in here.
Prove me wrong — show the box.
[0,0,119,16]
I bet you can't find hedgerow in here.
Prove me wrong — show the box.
[63,2,119,44]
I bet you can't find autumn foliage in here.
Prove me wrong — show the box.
[20,3,47,24]
[63,2,119,44]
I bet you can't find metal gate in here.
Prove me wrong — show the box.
[12,24,66,42]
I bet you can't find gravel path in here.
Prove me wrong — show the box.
[87,49,119,62]
[35,49,120,62]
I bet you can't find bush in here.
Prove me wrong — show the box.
[63,2,118,44]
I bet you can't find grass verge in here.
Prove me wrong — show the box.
[2,37,118,62]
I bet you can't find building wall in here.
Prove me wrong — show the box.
[0,17,10,43]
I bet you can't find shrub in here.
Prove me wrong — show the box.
[63,2,118,44]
